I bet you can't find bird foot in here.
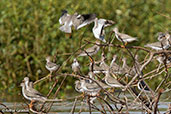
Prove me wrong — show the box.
[121,42,127,48]
[81,92,85,98]
[120,45,126,48]
[29,100,35,109]
[109,88,115,93]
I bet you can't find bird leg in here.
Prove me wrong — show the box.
[88,56,93,63]
[65,33,72,38]
[108,88,115,93]
[80,92,85,98]
[29,100,35,109]
[120,42,127,48]
[48,72,52,81]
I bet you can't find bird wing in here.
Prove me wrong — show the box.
[77,13,96,29]
[47,62,58,68]
[59,24,72,33]
[118,32,137,41]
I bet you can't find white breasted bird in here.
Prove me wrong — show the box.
[59,10,73,33]
[45,56,59,79]
[93,18,115,42]
[79,41,100,57]
[71,58,81,75]
[113,27,137,45]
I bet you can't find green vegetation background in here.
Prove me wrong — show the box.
[0,0,170,101]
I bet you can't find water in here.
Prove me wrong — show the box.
[0,101,170,114]
[0,93,170,113]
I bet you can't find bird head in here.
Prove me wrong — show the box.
[113,27,118,33]
[46,56,51,62]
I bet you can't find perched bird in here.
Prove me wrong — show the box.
[157,54,171,64]
[75,79,107,103]
[155,54,171,71]
[89,62,107,74]
[104,70,124,88]
[72,13,96,30]
[121,57,137,77]
[80,79,110,94]
[99,52,110,71]
[59,10,73,33]
[45,56,59,76]
[79,41,100,57]
[71,58,81,75]
[21,77,62,102]
[145,33,170,51]
[113,27,137,45]
[144,40,170,51]
[22,77,47,102]
[92,18,115,42]
[109,55,122,74]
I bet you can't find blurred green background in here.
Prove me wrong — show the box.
[0,0,170,101]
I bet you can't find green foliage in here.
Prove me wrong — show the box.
[0,0,170,99]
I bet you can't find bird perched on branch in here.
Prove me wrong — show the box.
[78,41,100,63]
[145,33,170,51]
[109,55,122,75]
[71,58,81,75]
[104,70,124,88]
[113,27,137,46]
[21,77,62,109]
[92,18,115,42]
[45,56,59,80]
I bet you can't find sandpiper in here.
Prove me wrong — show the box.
[104,70,124,88]
[21,77,62,102]
[99,52,110,71]
[121,57,137,77]
[81,79,110,93]
[89,62,107,74]
[109,55,122,74]
[71,58,81,75]
[144,40,170,51]
[145,33,170,51]
[155,53,171,71]
[113,27,137,45]
[45,56,59,79]
[92,18,115,42]
[79,41,100,57]
[75,79,98,103]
